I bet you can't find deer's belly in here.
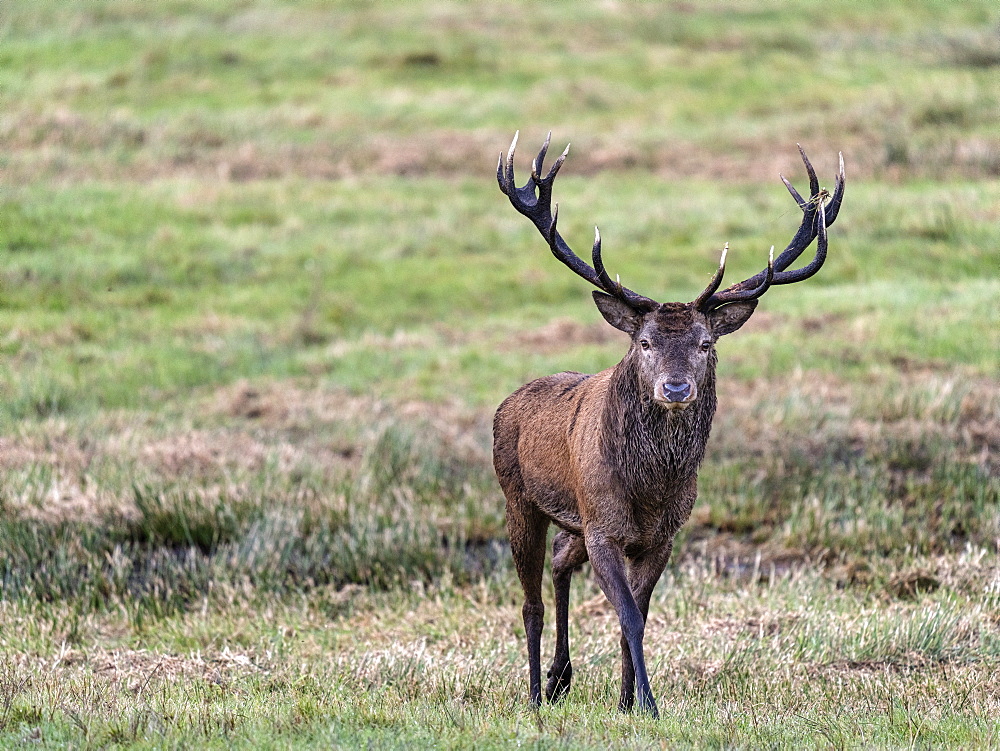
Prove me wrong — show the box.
[523,475,584,534]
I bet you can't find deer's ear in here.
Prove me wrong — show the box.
[593,291,642,334]
[707,300,758,337]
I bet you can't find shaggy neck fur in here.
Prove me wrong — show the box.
[601,349,718,506]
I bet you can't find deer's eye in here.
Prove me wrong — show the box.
[700,340,712,351]
[639,339,650,350]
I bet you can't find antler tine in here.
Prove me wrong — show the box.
[703,246,775,309]
[547,142,570,181]
[753,246,777,299]
[591,226,621,294]
[780,173,806,209]
[692,243,729,310]
[824,152,846,226]
[502,130,520,192]
[531,131,552,181]
[798,144,820,198]
[498,132,656,311]
[508,129,519,169]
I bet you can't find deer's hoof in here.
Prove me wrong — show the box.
[545,662,573,703]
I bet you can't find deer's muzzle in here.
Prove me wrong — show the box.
[655,380,697,410]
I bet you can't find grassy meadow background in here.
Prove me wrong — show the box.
[0,0,998,747]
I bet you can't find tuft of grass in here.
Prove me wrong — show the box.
[0,409,508,620]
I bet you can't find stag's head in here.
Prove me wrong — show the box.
[498,132,845,410]
[591,293,758,410]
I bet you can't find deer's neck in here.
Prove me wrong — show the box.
[601,355,717,497]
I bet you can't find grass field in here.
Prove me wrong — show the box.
[1,0,999,747]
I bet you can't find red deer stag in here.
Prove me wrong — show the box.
[493,132,844,717]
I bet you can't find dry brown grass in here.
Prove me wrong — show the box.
[2,367,995,529]
[3,110,998,186]
[712,372,999,470]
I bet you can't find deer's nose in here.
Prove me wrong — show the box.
[662,382,692,402]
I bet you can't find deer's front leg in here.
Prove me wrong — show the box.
[617,544,672,713]
[584,530,659,718]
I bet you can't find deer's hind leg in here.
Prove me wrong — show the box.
[505,492,550,708]
[546,530,588,703]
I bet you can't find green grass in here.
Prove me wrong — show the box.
[0,178,996,415]
[1,0,999,747]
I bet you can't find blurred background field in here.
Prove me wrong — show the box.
[0,1,998,747]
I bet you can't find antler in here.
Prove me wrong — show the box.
[694,147,844,312]
[498,131,657,312]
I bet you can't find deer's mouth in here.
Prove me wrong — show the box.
[660,401,692,411]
